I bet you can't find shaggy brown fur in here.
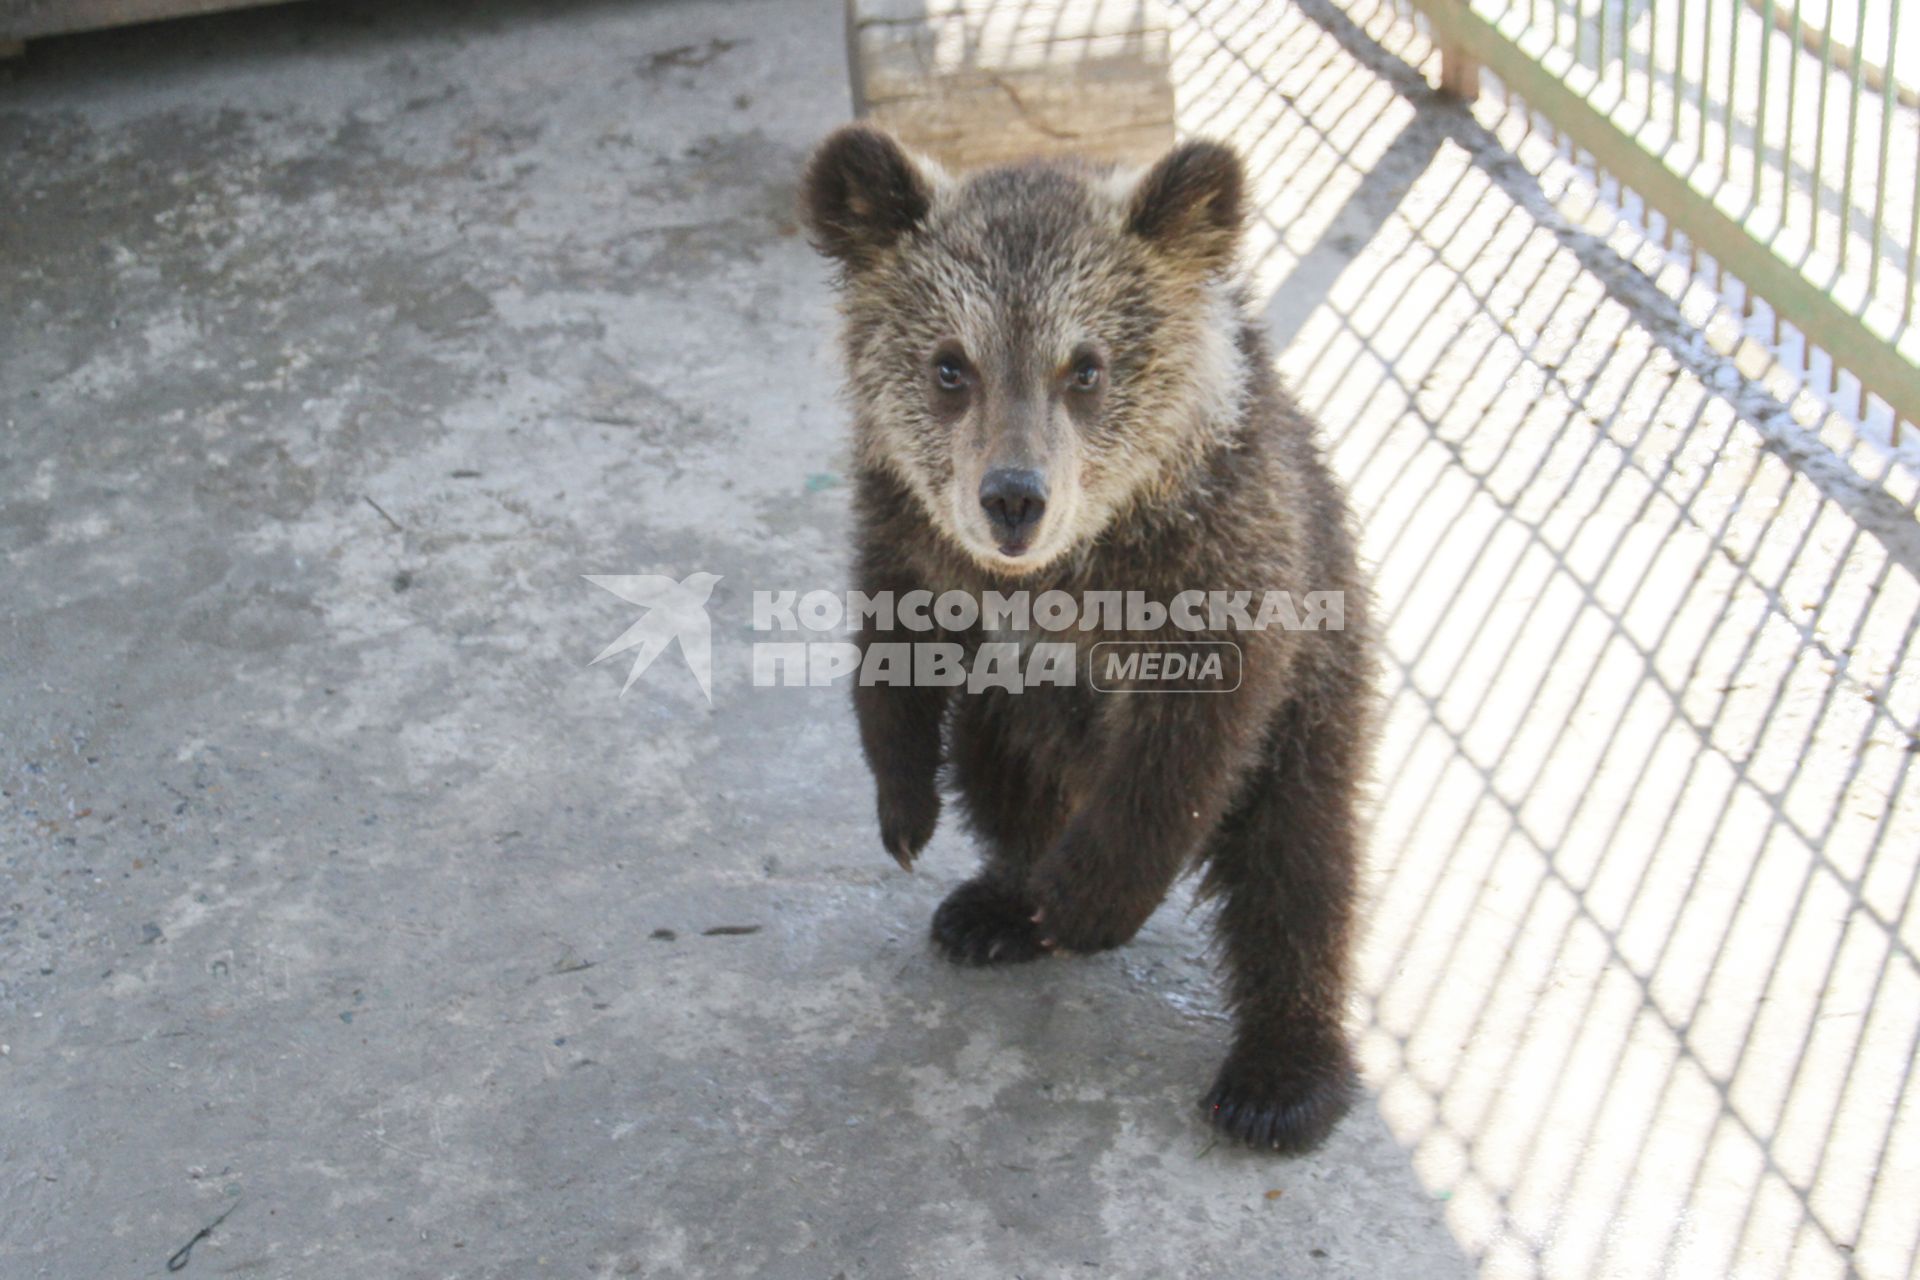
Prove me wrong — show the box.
[803,126,1378,1154]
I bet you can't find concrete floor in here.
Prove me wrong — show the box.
[1,1,1915,1278]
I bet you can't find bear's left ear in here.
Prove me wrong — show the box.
[1125,139,1245,274]
[802,125,937,269]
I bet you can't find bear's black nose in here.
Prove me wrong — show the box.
[979,468,1048,547]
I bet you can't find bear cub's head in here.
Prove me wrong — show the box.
[803,127,1250,577]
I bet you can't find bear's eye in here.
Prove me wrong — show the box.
[1070,358,1103,392]
[934,356,968,391]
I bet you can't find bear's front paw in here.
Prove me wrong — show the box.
[1202,1043,1356,1154]
[877,778,939,870]
[931,877,1046,965]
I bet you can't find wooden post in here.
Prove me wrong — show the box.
[1439,45,1481,100]
[1436,0,1480,100]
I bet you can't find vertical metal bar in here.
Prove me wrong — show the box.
[1672,0,1687,153]
[1754,0,1774,205]
[1645,0,1656,124]
[1595,0,1607,89]
[1699,0,1715,171]
[1837,0,1869,274]
[1782,0,1803,229]
[1866,0,1899,300]
[1811,0,1836,255]
[1722,0,1740,180]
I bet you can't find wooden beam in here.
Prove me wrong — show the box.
[846,0,1177,170]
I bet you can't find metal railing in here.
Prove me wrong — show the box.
[1407,0,1919,451]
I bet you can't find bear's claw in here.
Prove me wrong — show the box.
[877,781,939,870]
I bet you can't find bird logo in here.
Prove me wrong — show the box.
[584,572,723,704]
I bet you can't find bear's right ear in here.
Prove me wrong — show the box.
[802,126,936,268]
[1125,139,1245,275]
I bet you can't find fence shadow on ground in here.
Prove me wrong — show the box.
[1171,2,1920,1277]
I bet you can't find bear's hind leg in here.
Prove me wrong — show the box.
[1199,694,1365,1154]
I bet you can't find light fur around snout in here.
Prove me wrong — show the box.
[944,388,1091,574]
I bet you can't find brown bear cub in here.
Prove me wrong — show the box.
[802,126,1377,1154]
